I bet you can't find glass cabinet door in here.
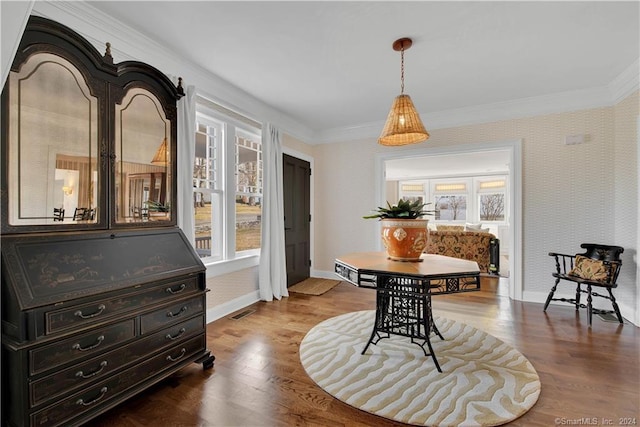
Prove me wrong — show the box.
[6,52,100,227]
[115,88,172,224]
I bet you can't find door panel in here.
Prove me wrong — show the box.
[283,154,311,287]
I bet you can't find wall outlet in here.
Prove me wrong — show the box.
[564,134,585,145]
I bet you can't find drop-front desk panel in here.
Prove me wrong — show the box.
[1,228,214,427]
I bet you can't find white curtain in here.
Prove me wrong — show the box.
[175,80,196,246]
[258,123,288,301]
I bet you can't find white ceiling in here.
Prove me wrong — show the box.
[88,1,639,137]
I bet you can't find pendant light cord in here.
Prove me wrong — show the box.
[400,46,405,94]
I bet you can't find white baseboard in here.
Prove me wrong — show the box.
[523,290,561,305]
[311,269,339,280]
[206,290,261,324]
[205,273,639,327]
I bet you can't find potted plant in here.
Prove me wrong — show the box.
[145,200,170,212]
[144,200,170,220]
[364,198,434,262]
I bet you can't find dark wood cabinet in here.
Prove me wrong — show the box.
[1,16,214,427]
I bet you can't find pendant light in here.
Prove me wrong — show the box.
[151,137,168,165]
[379,38,429,146]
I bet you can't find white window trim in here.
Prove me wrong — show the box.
[474,175,508,225]
[194,113,225,262]
[195,104,262,265]
[431,177,471,223]
[375,139,523,301]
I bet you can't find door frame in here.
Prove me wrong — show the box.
[374,139,523,300]
[282,147,315,275]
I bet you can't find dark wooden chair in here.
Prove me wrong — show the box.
[53,207,65,221]
[544,243,624,326]
[73,207,87,221]
[73,207,95,221]
[84,208,96,220]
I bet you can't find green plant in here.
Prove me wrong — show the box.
[363,198,434,220]
[145,200,170,212]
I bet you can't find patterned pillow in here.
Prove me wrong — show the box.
[465,223,490,233]
[568,255,608,281]
[437,225,464,231]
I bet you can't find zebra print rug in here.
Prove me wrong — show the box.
[299,310,540,426]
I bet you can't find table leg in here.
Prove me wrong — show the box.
[421,294,442,372]
[362,275,443,372]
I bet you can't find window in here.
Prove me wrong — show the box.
[194,116,224,260]
[434,195,467,220]
[398,176,507,225]
[193,105,262,261]
[478,179,506,222]
[400,183,424,192]
[398,181,426,205]
[235,130,262,252]
[433,182,467,221]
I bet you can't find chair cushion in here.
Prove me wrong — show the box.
[568,255,608,281]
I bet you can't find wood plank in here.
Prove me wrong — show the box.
[93,277,640,426]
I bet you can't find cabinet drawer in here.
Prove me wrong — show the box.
[30,335,206,427]
[30,320,135,375]
[46,277,199,335]
[29,316,205,407]
[140,296,203,334]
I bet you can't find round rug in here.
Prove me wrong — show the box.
[299,310,540,426]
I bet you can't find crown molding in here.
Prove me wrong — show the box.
[313,73,637,145]
[31,1,316,144]
[0,0,35,88]
[25,2,640,146]
[609,59,639,104]
[424,85,614,129]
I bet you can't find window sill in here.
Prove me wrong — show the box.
[203,254,260,278]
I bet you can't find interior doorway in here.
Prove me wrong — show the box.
[376,140,522,300]
[283,153,311,287]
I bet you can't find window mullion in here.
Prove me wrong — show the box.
[224,123,237,259]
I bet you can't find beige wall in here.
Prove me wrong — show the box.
[313,93,637,318]
[11,3,635,323]
[284,133,314,157]
[204,132,316,318]
[205,267,258,313]
[386,181,399,205]
[614,91,639,316]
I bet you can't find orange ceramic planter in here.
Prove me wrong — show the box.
[381,219,429,262]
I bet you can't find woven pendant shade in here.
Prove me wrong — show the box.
[378,37,428,146]
[151,137,168,165]
[379,94,429,146]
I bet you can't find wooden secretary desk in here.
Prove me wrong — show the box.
[1,16,214,427]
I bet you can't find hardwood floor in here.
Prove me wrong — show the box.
[94,277,639,426]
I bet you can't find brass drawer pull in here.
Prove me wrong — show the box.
[75,361,108,379]
[72,335,105,352]
[166,306,187,318]
[74,304,106,319]
[166,328,186,341]
[165,284,186,294]
[166,348,186,362]
[76,387,108,406]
